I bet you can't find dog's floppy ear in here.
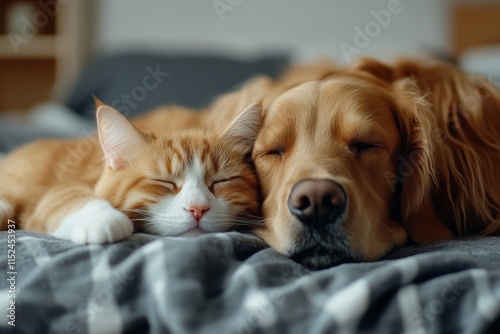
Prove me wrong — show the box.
[391,79,435,215]
[390,79,454,243]
[349,57,395,82]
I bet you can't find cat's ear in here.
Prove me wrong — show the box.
[220,102,262,152]
[93,96,106,109]
[96,105,148,170]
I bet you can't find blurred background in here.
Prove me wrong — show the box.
[0,0,499,151]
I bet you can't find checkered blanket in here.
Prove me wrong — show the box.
[1,231,499,334]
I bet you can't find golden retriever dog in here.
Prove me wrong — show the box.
[249,58,500,268]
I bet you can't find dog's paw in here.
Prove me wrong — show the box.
[53,200,133,244]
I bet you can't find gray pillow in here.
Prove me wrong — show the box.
[65,53,288,119]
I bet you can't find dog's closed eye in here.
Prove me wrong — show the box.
[256,146,286,159]
[348,140,382,155]
[266,147,285,156]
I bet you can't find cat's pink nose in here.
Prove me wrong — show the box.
[185,205,210,222]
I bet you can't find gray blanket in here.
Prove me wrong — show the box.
[0,231,499,334]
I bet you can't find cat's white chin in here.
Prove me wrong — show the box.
[180,227,207,237]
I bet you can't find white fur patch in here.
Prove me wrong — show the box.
[52,200,133,244]
[182,158,212,209]
[0,199,13,223]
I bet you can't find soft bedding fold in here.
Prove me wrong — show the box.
[0,231,499,333]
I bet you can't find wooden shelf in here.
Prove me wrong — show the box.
[0,58,56,111]
[0,1,89,111]
[0,35,56,59]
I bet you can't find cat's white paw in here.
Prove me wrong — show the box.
[53,200,133,244]
[0,200,14,227]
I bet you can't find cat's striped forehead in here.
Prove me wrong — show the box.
[150,132,227,176]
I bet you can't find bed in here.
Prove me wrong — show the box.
[1,5,500,332]
[1,231,499,333]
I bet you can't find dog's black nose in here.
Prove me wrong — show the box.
[288,179,346,226]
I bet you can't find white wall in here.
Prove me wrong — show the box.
[92,0,451,63]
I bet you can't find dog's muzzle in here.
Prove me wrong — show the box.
[287,179,346,227]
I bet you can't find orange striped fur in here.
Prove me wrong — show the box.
[0,103,262,244]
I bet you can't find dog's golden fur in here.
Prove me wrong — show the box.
[220,57,500,267]
[349,58,500,240]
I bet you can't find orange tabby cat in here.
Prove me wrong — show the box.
[0,103,261,244]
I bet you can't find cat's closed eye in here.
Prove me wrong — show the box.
[213,177,238,184]
[151,178,177,190]
[210,177,240,191]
